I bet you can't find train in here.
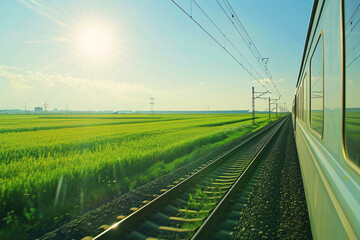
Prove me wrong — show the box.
[292,0,360,238]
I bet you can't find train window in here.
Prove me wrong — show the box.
[303,73,308,123]
[299,85,302,120]
[344,0,360,167]
[301,80,304,121]
[296,93,298,117]
[310,33,324,136]
[298,92,300,118]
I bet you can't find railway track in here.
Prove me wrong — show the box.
[91,116,288,240]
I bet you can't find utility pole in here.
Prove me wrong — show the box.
[252,87,269,125]
[44,102,49,112]
[268,97,271,119]
[149,97,155,114]
[252,87,255,125]
[24,103,27,113]
[270,97,280,118]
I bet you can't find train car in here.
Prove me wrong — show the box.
[293,0,360,239]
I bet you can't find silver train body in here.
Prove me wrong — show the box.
[292,0,360,239]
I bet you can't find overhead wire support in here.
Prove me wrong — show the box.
[252,86,269,125]
[170,0,270,92]
[149,97,155,113]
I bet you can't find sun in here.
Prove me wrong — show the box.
[77,26,113,59]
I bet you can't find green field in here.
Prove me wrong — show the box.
[310,111,323,135]
[0,113,279,236]
[344,111,360,167]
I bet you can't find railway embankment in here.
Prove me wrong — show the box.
[231,118,312,239]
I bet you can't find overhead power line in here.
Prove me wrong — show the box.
[170,0,271,92]
[192,0,271,90]
[217,0,281,97]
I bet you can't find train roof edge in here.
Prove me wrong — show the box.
[296,0,319,88]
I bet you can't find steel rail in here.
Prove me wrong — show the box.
[93,116,287,239]
[191,116,288,239]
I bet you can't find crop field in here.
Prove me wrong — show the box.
[0,113,278,236]
[344,111,360,165]
[310,111,323,135]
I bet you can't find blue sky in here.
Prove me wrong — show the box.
[0,0,313,111]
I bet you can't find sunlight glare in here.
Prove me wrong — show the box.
[78,26,113,59]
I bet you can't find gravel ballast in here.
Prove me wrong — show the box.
[231,117,312,239]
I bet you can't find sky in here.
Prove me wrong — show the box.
[0,0,313,112]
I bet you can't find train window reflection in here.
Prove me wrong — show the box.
[303,73,308,123]
[344,0,360,168]
[310,33,324,136]
[301,79,304,121]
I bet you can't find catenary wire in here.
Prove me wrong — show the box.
[192,0,272,92]
[170,0,269,90]
[217,0,281,97]
[221,0,282,97]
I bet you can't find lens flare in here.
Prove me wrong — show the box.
[78,26,113,59]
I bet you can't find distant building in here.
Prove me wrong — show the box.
[34,107,43,112]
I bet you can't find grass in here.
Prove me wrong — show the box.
[344,111,360,167]
[0,113,280,238]
[310,111,323,135]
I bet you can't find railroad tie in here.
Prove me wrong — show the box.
[222,172,240,176]
[215,178,236,182]
[232,162,245,166]
[81,237,93,240]
[130,207,139,212]
[116,215,126,220]
[214,230,233,239]
[207,195,223,200]
[206,185,230,190]
[168,216,204,222]
[212,181,233,186]
[178,209,211,214]
[128,230,148,239]
[98,225,110,230]
[142,220,160,230]
[183,201,216,206]
[203,190,227,195]
[226,166,242,170]
[218,174,239,178]
[158,226,195,232]
[223,219,238,228]
[174,197,187,204]
[153,212,169,220]
[216,176,238,181]
[228,210,242,218]
[164,205,178,212]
